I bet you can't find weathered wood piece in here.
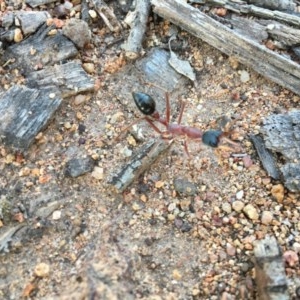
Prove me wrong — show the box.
[249,135,281,180]
[26,61,95,98]
[1,24,78,75]
[260,111,300,191]
[151,0,300,96]
[16,11,50,35]
[121,0,151,59]
[246,0,295,11]
[261,111,300,161]
[0,224,25,253]
[25,0,57,8]
[253,236,289,300]
[229,15,268,43]
[90,0,122,32]
[265,22,300,48]
[108,138,172,192]
[189,0,300,27]
[136,48,185,93]
[0,85,62,151]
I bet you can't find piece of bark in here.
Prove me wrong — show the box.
[246,0,296,11]
[26,61,95,98]
[0,224,25,253]
[190,0,300,27]
[108,138,172,192]
[151,0,300,96]
[253,236,289,300]
[229,15,268,44]
[261,111,300,161]
[90,0,122,32]
[25,0,57,8]
[136,47,185,92]
[259,111,300,191]
[15,11,50,35]
[121,0,151,59]
[265,22,300,48]
[249,135,281,180]
[81,0,91,23]
[1,24,78,75]
[0,85,62,151]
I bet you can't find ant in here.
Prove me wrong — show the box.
[118,88,240,156]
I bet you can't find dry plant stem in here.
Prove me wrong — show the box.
[91,0,121,32]
[122,0,151,55]
[203,0,300,27]
[109,138,173,192]
[151,0,300,96]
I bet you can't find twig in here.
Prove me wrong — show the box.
[108,138,173,192]
[192,0,300,27]
[122,0,151,59]
[91,0,122,32]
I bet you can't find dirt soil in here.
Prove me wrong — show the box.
[1,3,300,300]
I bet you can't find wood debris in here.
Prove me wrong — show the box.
[254,236,289,300]
[121,0,151,59]
[0,85,62,150]
[108,138,173,192]
[151,0,300,96]
[260,111,300,191]
[26,61,95,98]
[1,24,78,75]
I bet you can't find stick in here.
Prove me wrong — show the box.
[122,0,151,59]
[151,0,300,96]
[108,138,172,192]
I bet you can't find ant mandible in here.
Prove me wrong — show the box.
[119,88,240,155]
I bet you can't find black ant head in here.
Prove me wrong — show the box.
[202,130,223,148]
[132,92,156,116]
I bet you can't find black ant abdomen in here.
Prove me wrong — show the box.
[132,92,156,116]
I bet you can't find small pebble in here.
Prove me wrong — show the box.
[236,190,244,200]
[271,184,284,202]
[232,201,244,212]
[121,146,132,157]
[293,242,300,253]
[52,210,61,220]
[226,243,236,256]
[91,166,104,180]
[261,211,273,225]
[14,28,23,43]
[74,94,89,105]
[89,9,97,19]
[243,204,259,220]
[34,263,50,277]
[240,70,250,83]
[83,63,95,74]
[222,202,232,214]
[168,202,176,212]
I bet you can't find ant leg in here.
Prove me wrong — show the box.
[115,117,147,141]
[183,139,190,157]
[141,80,169,93]
[144,117,163,134]
[115,117,163,141]
[165,92,170,124]
[177,101,186,125]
